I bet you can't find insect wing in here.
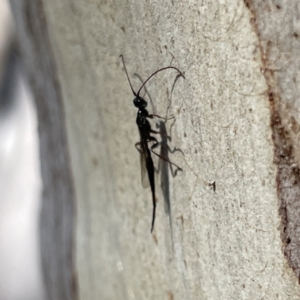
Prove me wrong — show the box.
[140,143,150,189]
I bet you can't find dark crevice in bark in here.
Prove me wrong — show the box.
[244,0,300,282]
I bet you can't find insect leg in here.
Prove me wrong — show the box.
[148,114,175,120]
[165,145,184,176]
[148,136,182,170]
[150,129,171,139]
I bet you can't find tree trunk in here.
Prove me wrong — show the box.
[9,0,300,299]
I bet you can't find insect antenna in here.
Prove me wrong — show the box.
[136,66,185,97]
[120,54,137,96]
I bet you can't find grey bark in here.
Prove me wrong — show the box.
[9,0,300,299]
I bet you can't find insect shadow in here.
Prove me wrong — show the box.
[156,120,183,240]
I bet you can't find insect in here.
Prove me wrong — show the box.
[120,54,184,233]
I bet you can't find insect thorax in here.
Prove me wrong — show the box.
[136,114,151,131]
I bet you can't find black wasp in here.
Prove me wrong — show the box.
[120,55,184,233]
